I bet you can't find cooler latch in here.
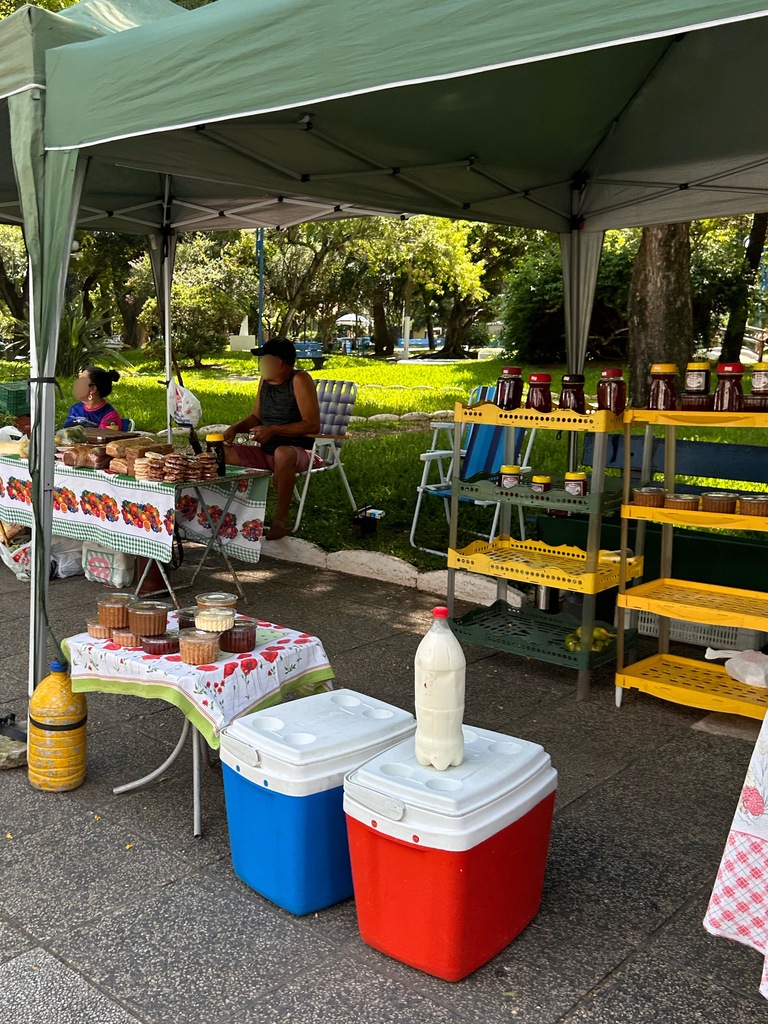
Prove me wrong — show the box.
[345,779,405,820]
[221,733,260,767]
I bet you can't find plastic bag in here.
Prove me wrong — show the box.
[705,647,768,688]
[82,542,135,589]
[0,538,31,580]
[170,384,202,428]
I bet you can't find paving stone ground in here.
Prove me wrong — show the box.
[0,554,763,1023]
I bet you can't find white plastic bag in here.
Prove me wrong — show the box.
[170,384,202,428]
[0,538,31,580]
[51,538,85,579]
[705,647,768,688]
[82,542,135,589]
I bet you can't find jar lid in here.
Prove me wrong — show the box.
[98,593,134,607]
[561,374,585,384]
[716,362,744,373]
[740,493,768,501]
[128,601,168,612]
[686,361,710,370]
[500,465,520,474]
[532,475,552,483]
[528,373,552,383]
[702,491,737,498]
[635,486,666,494]
[565,472,587,480]
[179,628,221,641]
[665,494,699,502]
[600,368,623,378]
[650,363,678,373]
[206,433,225,441]
[501,366,522,375]
[196,591,238,605]
[753,362,768,371]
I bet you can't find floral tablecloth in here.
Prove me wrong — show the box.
[63,614,334,747]
[0,455,268,564]
[705,715,768,998]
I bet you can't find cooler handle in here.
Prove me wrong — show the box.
[344,779,405,820]
[221,734,260,768]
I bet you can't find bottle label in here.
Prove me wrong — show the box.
[564,480,585,495]
[531,482,546,493]
[685,371,707,391]
[753,370,768,392]
[501,473,520,488]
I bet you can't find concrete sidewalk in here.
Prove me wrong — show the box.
[0,555,763,1024]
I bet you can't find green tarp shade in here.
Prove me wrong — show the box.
[45,0,768,232]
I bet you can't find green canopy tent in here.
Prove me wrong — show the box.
[1,0,394,693]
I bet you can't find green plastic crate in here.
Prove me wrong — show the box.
[0,381,29,416]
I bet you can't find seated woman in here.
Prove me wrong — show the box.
[64,366,123,430]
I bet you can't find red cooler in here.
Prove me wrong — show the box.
[343,725,557,981]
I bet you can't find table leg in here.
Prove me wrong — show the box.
[192,726,202,839]
[188,485,244,597]
[112,718,190,795]
[132,556,180,608]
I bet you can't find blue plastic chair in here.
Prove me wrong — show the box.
[409,388,531,557]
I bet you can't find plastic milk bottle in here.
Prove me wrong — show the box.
[414,607,465,771]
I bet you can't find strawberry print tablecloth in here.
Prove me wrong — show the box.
[704,717,768,998]
[63,614,334,748]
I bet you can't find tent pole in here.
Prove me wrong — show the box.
[256,227,264,347]
[163,244,173,443]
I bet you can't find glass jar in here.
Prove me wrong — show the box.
[195,606,236,633]
[526,373,552,413]
[499,465,520,488]
[179,628,220,666]
[495,366,523,411]
[684,361,711,394]
[205,433,227,477]
[558,374,586,414]
[564,472,587,496]
[597,368,626,414]
[648,364,678,410]
[751,362,768,395]
[128,601,168,637]
[713,363,744,412]
[196,591,238,609]
[743,394,768,411]
[220,616,258,654]
[531,475,552,493]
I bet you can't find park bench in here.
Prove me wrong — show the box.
[293,341,327,369]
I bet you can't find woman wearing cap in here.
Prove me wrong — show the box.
[64,366,123,429]
[223,338,321,540]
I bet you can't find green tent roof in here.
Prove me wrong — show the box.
[44,0,768,230]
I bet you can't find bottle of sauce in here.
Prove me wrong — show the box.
[28,662,87,792]
[558,374,586,414]
[495,366,523,411]
[648,364,678,410]
[414,607,465,772]
[713,363,744,412]
[597,368,626,414]
[526,373,553,413]
[206,433,227,477]
[745,362,768,410]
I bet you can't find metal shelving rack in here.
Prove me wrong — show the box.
[446,401,642,700]
[615,408,768,720]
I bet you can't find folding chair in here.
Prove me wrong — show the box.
[410,387,534,557]
[293,379,358,532]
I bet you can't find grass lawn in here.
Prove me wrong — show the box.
[0,353,765,567]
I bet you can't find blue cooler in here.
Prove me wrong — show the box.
[220,689,415,915]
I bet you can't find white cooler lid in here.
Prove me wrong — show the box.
[343,725,557,850]
[220,689,415,789]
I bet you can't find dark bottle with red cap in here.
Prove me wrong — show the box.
[597,368,627,414]
[526,373,553,413]
[713,362,744,412]
[495,366,523,411]
[558,373,586,414]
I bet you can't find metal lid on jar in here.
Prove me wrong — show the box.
[501,366,522,375]
[716,363,744,374]
[532,475,552,483]
[500,465,520,473]
[601,368,623,378]
[528,373,552,383]
[206,433,225,441]
[561,374,585,384]
[565,472,587,480]
[650,363,678,373]
[686,361,711,370]
[753,362,768,371]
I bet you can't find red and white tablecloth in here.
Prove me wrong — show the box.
[705,719,768,998]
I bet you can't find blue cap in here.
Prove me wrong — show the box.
[50,661,66,672]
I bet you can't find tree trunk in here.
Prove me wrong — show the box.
[440,295,472,358]
[116,294,147,349]
[719,212,768,362]
[627,224,694,407]
[425,311,436,351]
[371,283,393,357]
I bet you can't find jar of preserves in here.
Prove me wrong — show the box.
[558,374,586,414]
[739,494,768,517]
[86,618,112,640]
[128,601,168,637]
[564,472,587,496]
[701,491,738,514]
[597,368,626,414]
[648,364,678,411]
[142,633,181,656]
[633,487,667,507]
[526,373,552,413]
[175,606,198,630]
[499,465,520,488]
[111,628,143,648]
[495,366,523,411]
[684,361,711,394]
[179,629,220,666]
[713,363,744,412]
[664,494,700,511]
[195,606,236,633]
[530,475,552,493]
[196,591,238,609]
[205,433,227,477]
[97,593,134,629]
[751,362,768,394]
[220,616,258,654]
[680,393,714,411]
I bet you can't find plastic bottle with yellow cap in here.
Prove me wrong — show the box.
[205,433,227,476]
[27,661,87,792]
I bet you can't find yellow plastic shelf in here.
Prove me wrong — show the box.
[453,402,624,433]
[622,504,768,532]
[618,578,768,631]
[448,536,643,594]
[624,408,768,428]
[616,653,768,719]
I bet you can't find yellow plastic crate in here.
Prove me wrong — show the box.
[622,504,768,533]
[453,402,623,433]
[616,653,768,719]
[624,408,768,429]
[448,537,643,594]
[618,578,768,633]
